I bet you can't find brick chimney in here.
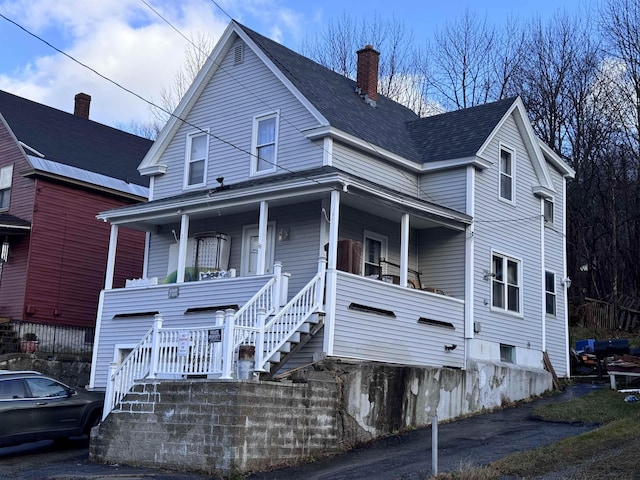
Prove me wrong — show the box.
[74,92,91,119]
[356,45,380,106]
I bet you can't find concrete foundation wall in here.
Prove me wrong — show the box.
[90,360,551,478]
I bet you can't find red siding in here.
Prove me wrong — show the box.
[0,117,36,321]
[23,179,144,327]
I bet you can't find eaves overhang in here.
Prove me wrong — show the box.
[304,125,423,172]
[343,178,472,231]
[97,171,346,226]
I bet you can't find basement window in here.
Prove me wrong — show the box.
[500,344,515,363]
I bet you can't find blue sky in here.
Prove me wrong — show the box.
[0,0,589,128]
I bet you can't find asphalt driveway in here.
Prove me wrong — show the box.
[248,383,602,480]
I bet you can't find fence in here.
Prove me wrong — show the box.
[576,295,640,332]
[0,320,95,358]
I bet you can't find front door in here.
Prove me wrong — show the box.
[241,224,275,276]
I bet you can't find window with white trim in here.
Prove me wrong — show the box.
[0,165,13,210]
[500,344,515,363]
[499,146,514,202]
[251,112,279,175]
[492,252,521,314]
[545,271,556,315]
[363,231,388,278]
[184,132,208,188]
[544,198,554,224]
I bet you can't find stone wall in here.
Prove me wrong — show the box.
[90,360,551,478]
[0,354,91,388]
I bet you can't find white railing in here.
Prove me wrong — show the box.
[102,263,292,418]
[103,323,155,420]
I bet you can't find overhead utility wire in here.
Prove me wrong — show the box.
[140,0,436,204]
[0,11,332,190]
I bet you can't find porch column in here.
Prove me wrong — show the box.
[176,213,190,283]
[400,213,410,288]
[257,201,268,275]
[323,190,340,356]
[104,224,118,290]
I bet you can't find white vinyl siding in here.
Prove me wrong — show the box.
[332,272,465,369]
[472,113,543,351]
[151,40,322,200]
[332,142,419,195]
[543,165,569,376]
[419,168,468,212]
[417,227,466,299]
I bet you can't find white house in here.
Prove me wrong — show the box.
[89,21,574,420]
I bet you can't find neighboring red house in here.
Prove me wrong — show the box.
[0,90,151,343]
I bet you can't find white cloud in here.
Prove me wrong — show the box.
[0,0,229,127]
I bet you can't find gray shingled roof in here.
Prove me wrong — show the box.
[406,96,517,163]
[238,22,517,166]
[0,90,152,187]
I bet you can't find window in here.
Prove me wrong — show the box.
[545,271,556,315]
[491,253,521,314]
[0,165,13,210]
[499,146,514,202]
[544,198,554,224]
[251,112,279,175]
[363,231,387,277]
[500,344,515,363]
[184,132,208,188]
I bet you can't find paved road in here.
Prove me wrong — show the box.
[248,383,602,480]
[0,384,601,480]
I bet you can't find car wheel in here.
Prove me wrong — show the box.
[83,411,101,435]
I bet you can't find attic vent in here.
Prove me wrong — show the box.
[234,44,244,65]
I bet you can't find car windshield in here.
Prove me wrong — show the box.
[24,377,68,398]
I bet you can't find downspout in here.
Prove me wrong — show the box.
[540,198,546,353]
[323,189,340,356]
[562,179,570,376]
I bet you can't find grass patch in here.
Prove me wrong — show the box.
[492,389,640,478]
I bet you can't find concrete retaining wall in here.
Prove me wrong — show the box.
[90,360,551,478]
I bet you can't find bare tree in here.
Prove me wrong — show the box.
[150,32,217,132]
[429,10,524,110]
[300,15,433,115]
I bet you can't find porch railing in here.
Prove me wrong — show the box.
[103,262,307,419]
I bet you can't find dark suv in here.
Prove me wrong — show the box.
[0,370,104,447]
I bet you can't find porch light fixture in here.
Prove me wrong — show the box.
[277,227,290,242]
[562,277,572,288]
[0,240,9,263]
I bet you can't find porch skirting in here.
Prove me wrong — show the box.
[89,359,551,477]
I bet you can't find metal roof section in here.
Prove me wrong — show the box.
[27,156,149,199]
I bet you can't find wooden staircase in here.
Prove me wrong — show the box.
[261,312,325,379]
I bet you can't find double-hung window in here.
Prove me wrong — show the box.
[545,271,556,315]
[499,146,514,202]
[492,253,521,314]
[251,112,279,175]
[0,165,13,210]
[184,132,209,188]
